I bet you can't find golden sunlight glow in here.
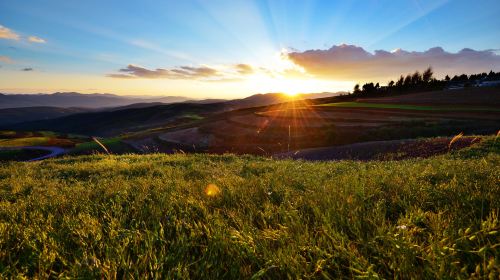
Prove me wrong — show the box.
[245,75,345,96]
[0,48,355,97]
[239,50,354,96]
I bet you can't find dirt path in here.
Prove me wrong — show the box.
[274,137,479,161]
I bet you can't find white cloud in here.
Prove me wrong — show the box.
[28,36,46,43]
[0,55,13,63]
[0,25,20,40]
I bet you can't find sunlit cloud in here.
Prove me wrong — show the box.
[287,44,500,81]
[107,58,307,82]
[0,55,14,64]
[28,36,46,43]
[235,64,254,75]
[106,73,136,79]
[0,25,20,40]
[108,64,221,80]
[107,52,315,84]
[172,66,219,78]
[0,24,46,44]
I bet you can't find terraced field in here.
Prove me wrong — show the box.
[152,98,499,155]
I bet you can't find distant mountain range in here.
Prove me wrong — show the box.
[0,92,191,109]
[2,92,344,135]
[0,91,343,109]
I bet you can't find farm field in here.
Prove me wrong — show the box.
[0,131,136,161]
[316,102,500,111]
[358,87,500,106]
[2,89,499,161]
[149,89,500,155]
[68,137,136,155]
[0,136,498,278]
[0,131,85,148]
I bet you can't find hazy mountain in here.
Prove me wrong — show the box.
[185,99,228,104]
[224,92,343,109]
[0,91,343,110]
[0,92,190,109]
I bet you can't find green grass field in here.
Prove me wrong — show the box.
[182,113,205,120]
[316,102,500,111]
[69,137,135,155]
[0,136,51,147]
[0,137,499,278]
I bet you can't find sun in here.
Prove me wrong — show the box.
[284,91,300,97]
[248,76,305,96]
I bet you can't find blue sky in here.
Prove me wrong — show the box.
[0,0,499,97]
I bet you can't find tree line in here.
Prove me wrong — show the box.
[351,68,500,97]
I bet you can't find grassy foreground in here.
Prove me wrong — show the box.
[0,138,499,279]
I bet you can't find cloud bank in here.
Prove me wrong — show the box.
[286,44,500,81]
[108,64,255,81]
[108,64,221,80]
[108,44,500,83]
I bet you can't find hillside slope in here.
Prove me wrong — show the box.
[8,103,227,136]
[0,106,91,125]
[0,138,498,278]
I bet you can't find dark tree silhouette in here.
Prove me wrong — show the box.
[422,67,433,83]
[347,68,500,99]
[396,76,404,87]
[404,74,412,86]
[353,84,360,94]
[411,71,422,85]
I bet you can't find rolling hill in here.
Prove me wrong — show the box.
[4,92,342,136]
[0,106,91,125]
[7,103,226,136]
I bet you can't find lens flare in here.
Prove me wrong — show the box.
[204,184,221,197]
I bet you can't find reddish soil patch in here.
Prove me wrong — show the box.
[159,128,214,148]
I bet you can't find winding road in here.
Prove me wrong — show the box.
[0,146,67,161]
